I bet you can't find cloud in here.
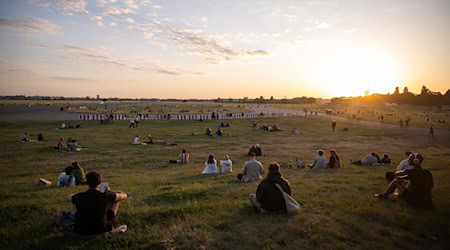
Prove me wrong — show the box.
[90,15,104,27]
[29,0,88,16]
[38,43,204,76]
[0,17,60,33]
[316,22,331,29]
[344,28,356,33]
[168,28,269,63]
[53,76,96,82]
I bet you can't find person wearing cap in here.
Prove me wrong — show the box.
[237,152,263,182]
[327,149,340,168]
[248,162,292,213]
[310,149,327,169]
[375,153,434,209]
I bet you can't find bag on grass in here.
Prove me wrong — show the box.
[275,184,301,212]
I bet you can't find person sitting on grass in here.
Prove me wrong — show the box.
[292,128,299,134]
[253,144,263,156]
[237,153,263,182]
[37,132,45,142]
[132,135,141,145]
[380,153,391,164]
[69,171,128,236]
[143,134,153,144]
[56,138,67,150]
[248,162,292,213]
[61,122,66,129]
[20,132,30,142]
[350,153,378,166]
[397,151,413,171]
[67,139,85,151]
[202,155,219,174]
[215,128,223,137]
[375,153,434,209]
[310,149,327,169]
[327,149,340,168]
[70,161,86,185]
[220,155,233,173]
[178,149,189,164]
[205,127,212,136]
[57,166,75,188]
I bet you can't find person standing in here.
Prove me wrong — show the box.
[331,120,336,132]
[128,116,135,128]
[429,125,435,140]
[135,115,140,128]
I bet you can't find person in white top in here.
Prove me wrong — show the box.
[397,151,413,171]
[61,122,66,129]
[129,117,135,128]
[135,115,140,127]
[178,149,190,164]
[202,155,219,174]
[310,149,327,169]
[132,135,141,145]
[220,155,233,173]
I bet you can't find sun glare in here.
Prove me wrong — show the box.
[324,47,404,97]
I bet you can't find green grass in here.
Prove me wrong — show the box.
[0,117,449,249]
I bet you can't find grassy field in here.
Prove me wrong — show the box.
[65,102,249,115]
[0,116,449,249]
[275,103,450,130]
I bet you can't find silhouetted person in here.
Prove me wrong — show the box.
[429,125,435,140]
[331,120,336,132]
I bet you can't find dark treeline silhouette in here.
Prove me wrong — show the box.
[331,86,450,106]
[215,96,316,104]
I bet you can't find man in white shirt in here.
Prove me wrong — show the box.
[128,117,135,128]
[310,149,327,169]
[397,151,413,171]
[132,135,141,145]
[238,153,263,182]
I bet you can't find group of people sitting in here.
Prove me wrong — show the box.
[350,152,391,166]
[57,161,86,187]
[248,144,263,156]
[56,137,87,151]
[61,122,81,129]
[309,149,340,169]
[201,155,233,174]
[259,124,281,131]
[20,132,45,142]
[375,152,434,209]
[205,127,223,136]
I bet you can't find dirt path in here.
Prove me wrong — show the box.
[249,104,450,148]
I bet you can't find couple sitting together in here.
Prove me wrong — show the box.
[201,155,233,174]
[309,149,340,169]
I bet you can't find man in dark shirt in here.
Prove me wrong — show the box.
[375,153,433,209]
[70,171,128,235]
[249,163,292,212]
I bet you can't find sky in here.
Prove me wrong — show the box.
[0,0,449,99]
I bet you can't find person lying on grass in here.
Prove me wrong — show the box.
[202,155,219,174]
[249,162,292,213]
[380,153,391,164]
[237,153,263,182]
[350,152,378,166]
[375,153,434,209]
[68,171,128,236]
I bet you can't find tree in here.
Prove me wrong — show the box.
[403,87,409,94]
[270,96,273,101]
[420,85,429,96]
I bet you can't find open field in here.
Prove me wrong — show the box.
[65,102,249,115]
[0,116,449,249]
[275,103,450,130]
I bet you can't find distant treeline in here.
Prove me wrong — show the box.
[331,86,450,106]
[0,95,316,104]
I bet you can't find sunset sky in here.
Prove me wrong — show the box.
[0,0,449,99]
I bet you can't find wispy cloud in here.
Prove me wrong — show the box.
[38,43,204,76]
[29,0,89,16]
[168,28,269,63]
[0,17,60,33]
[53,76,96,82]
[316,22,331,29]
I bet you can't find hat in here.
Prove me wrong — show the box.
[329,149,336,153]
